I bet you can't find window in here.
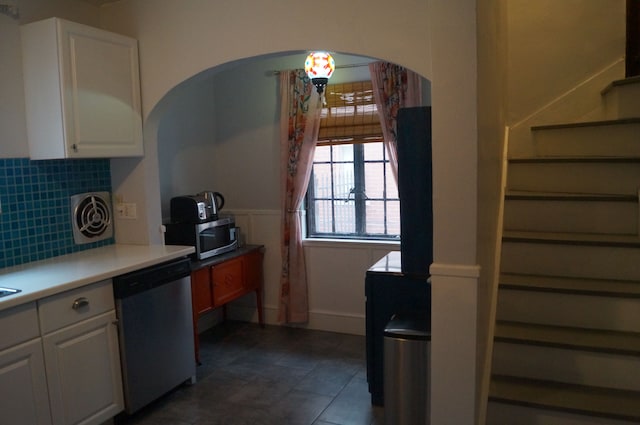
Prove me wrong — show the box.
[305,81,400,240]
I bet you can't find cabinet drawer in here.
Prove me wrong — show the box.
[191,268,214,316]
[0,302,39,351]
[38,279,114,334]
[211,257,245,307]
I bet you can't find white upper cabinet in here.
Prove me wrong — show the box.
[21,18,143,159]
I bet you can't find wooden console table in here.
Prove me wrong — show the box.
[190,245,265,362]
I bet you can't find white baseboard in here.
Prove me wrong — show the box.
[227,304,365,336]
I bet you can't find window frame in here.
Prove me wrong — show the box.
[305,140,400,241]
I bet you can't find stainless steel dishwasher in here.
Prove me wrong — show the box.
[113,257,196,414]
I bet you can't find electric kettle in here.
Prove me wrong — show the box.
[199,191,225,220]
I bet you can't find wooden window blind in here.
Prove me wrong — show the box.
[317,81,383,146]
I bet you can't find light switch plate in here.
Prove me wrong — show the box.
[116,202,137,219]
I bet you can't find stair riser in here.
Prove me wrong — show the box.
[500,274,640,296]
[504,200,638,235]
[496,289,640,332]
[603,84,640,120]
[501,242,640,281]
[532,123,640,157]
[487,402,640,425]
[507,162,640,196]
[492,342,640,391]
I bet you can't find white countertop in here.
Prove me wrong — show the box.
[0,244,194,311]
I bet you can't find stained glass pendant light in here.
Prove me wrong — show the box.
[304,51,336,94]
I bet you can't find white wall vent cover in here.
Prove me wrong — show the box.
[70,192,113,244]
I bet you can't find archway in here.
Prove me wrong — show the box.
[103,3,480,423]
[151,51,431,220]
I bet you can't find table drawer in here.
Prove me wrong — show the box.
[211,257,245,307]
[38,280,114,334]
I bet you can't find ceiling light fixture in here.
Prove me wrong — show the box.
[304,51,335,95]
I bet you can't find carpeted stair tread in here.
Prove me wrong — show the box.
[490,375,640,422]
[499,272,640,297]
[503,230,640,247]
[494,320,640,355]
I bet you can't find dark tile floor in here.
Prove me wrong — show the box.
[116,321,384,425]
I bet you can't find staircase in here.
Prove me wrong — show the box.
[486,76,640,425]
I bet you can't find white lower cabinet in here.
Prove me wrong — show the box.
[39,280,124,425]
[0,338,52,425]
[1,281,125,425]
[43,311,124,425]
[0,302,51,425]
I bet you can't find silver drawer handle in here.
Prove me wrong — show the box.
[72,297,89,310]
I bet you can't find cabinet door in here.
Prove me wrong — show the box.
[61,20,143,158]
[21,18,143,159]
[211,257,245,307]
[191,267,214,315]
[43,310,124,425]
[0,338,52,425]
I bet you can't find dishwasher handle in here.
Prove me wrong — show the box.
[113,257,192,299]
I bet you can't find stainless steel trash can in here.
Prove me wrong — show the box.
[383,313,430,425]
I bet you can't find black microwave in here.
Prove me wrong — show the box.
[164,216,237,260]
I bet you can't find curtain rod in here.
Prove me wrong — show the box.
[270,62,371,75]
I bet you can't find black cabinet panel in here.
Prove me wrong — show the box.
[397,106,433,276]
[365,252,430,405]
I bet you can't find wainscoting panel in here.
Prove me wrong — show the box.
[224,209,399,335]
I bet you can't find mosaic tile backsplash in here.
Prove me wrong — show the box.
[0,158,113,269]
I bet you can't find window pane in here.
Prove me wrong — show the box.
[364,162,384,199]
[385,163,398,198]
[333,200,355,233]
[307,137,400,239]
[386,200,401,235]
[332,162,354,199]
[313,164,332,198]
[313,200,333,233]
[332,144,354,162]
[364,141,384,161]
[365,200,386,234]
[314,145,331,162]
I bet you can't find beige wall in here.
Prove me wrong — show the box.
[476,0,509,422]
[5,1,481,423]
[1,1,628,423]
[100,2,480,424]
[507,0,626,125]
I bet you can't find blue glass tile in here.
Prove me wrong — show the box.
[0,157,113,269]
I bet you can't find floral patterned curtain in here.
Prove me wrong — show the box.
[278,69,322,323]
[369,62,423,182]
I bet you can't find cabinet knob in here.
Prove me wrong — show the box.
[72,143,78,152]
[72,297,89,310]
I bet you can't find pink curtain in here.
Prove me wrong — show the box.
[369,62,423,182]
[278,69,322,323]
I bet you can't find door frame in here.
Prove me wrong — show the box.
[627,0,640,77]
